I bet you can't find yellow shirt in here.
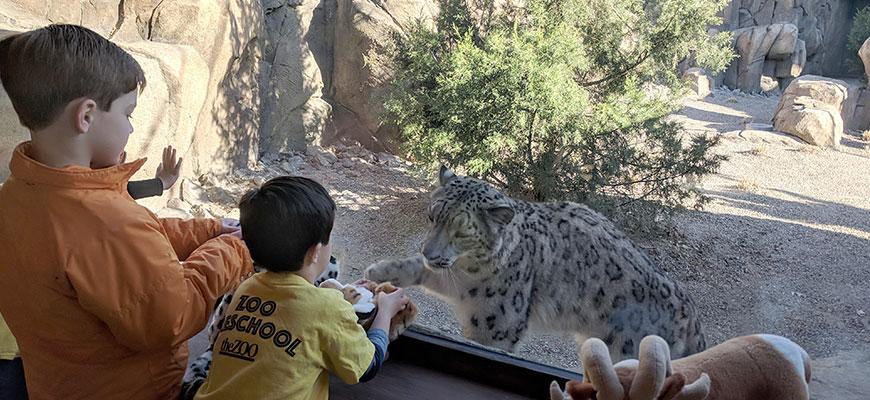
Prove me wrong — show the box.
[0,312,20,360]
[195,272,375,400]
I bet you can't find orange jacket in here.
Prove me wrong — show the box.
[0,143,253,399]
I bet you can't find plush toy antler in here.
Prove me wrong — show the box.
[550,336,708,400]
[551,334,810,400]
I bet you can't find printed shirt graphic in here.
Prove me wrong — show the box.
[195,272,375,400]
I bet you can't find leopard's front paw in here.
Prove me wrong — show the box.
[364,259,419,287]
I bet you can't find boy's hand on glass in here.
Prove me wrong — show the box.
[155,145,183,190]
[377,288,409,317]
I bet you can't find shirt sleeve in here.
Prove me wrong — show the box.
[126,178,164,200]
[321,296,377,384]
[67,214,253,351]
[359,328,388,382]
[158,217,222,260]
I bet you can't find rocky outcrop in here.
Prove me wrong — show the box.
[724,23,804,93]
[773,75,848,147]
[683,67,713,98]
[859,36,870,83]
[259,0,334,156]
[0,0,448,181]
[718,0,854,93]
[720,0,851,75]
[330,0,437,152]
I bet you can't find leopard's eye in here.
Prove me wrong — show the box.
[454,224,474,238]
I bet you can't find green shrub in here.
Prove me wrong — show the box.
[385,0,730,218]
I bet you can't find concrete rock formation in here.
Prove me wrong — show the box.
[718,0,855,93]
[773,75,849,147]
[0,0,446,184]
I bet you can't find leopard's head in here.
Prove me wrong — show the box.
[422,166,516,273]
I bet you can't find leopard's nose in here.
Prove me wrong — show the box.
[422,248,438,262]
[422,242,440,262]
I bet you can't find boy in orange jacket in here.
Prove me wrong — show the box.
[0,24,253,399]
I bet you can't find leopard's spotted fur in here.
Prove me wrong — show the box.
[366,167,705,360]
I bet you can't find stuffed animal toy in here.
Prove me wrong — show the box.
[550,334,811,400]
[319,278,418,340]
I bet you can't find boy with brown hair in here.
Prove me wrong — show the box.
[0,24,253,399]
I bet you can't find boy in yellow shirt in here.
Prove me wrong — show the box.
[194,176,409,399]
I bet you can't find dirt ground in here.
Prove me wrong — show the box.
[177,89,870,399]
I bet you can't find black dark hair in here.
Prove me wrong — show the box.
[239,176,336,272]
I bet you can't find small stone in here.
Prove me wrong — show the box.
[156,206,192,219]
[190,204,214,219]
[341,158,354,168]
[280,155,305,173]
[858,310,866,316]
[181,179,208,205]
[167,198,192,212]
[307,147,338,165]
[332,143,348,152]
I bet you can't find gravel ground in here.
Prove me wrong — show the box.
[180,90,870,398]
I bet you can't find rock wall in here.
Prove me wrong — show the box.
[330,0,438,152]
[0,0,443,186]
[719,0,858,93]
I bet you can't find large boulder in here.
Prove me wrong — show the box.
[719,0,851,78]
[724,23,801,93]
[772,75,848,147]
[846,86,870,132]
[859,36,870,84]
[683,67,712,98]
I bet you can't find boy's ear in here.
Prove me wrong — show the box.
[305,243,323,266]
[73,98,98,134]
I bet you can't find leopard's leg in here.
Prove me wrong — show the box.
[364,255,427,287]
[458,303,529,352]
[365,255,471,298]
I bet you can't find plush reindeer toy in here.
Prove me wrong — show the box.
[551,334,811,400]
[319,278,417,340]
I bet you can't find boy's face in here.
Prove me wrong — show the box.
[87,90,137,169]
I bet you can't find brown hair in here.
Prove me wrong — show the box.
[0,24,146,131]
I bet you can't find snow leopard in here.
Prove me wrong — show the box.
[365,166,705,360]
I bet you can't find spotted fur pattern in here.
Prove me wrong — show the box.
[365,168,705,360]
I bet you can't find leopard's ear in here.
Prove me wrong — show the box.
[439,165,456,186]
[485,205,515,225]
